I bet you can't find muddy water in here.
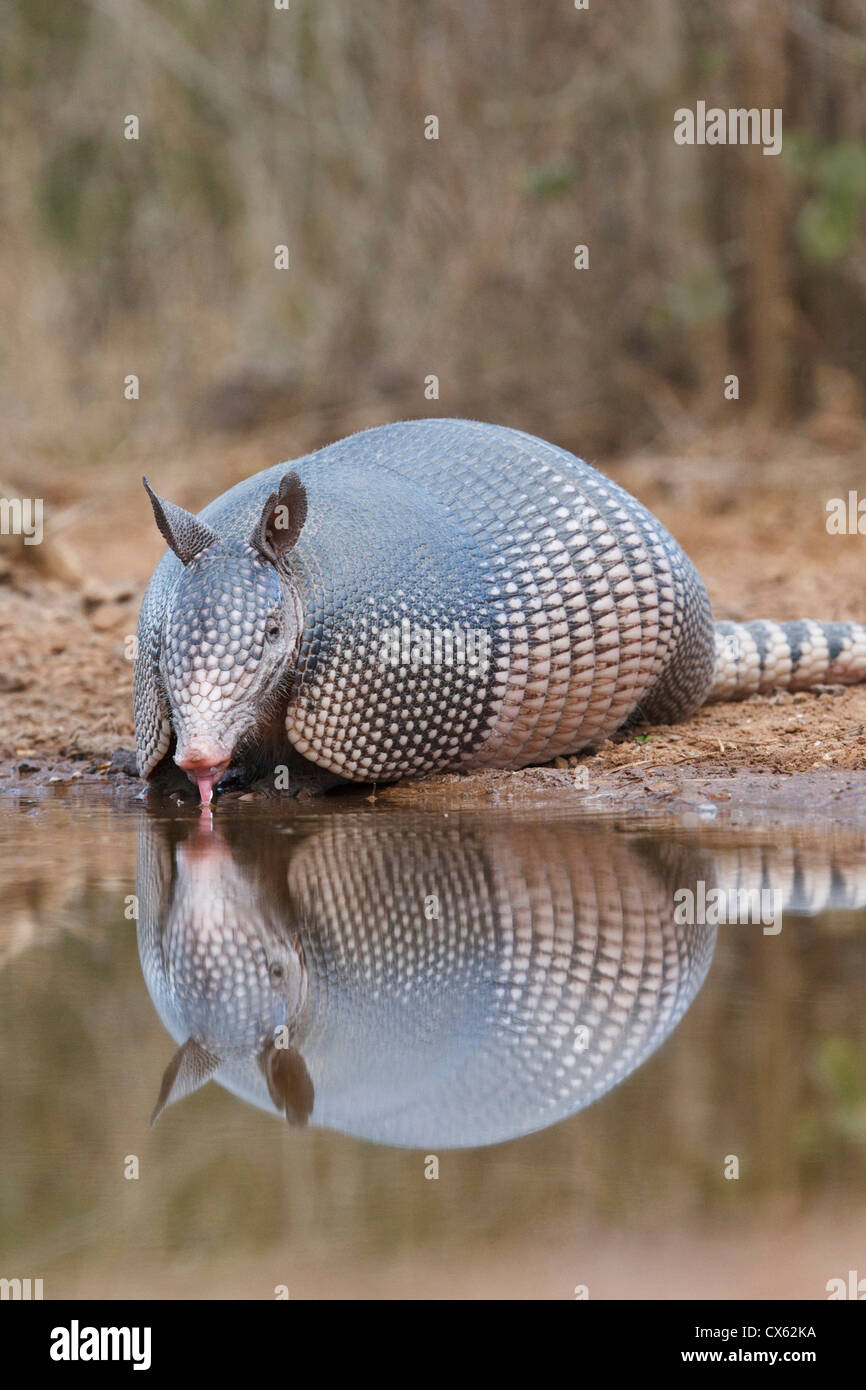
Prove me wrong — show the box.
[1,792,865,1299]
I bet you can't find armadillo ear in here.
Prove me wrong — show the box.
[258,1035,314,1127]
[150,1038,220,1126]
[143,477,218,565]
[250,472,307,568]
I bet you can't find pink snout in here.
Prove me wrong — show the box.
[175,738,232,805]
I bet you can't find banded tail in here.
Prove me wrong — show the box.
[709,620,866,702]
[708,841,866,915]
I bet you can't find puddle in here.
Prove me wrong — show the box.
[1,793,865,1298]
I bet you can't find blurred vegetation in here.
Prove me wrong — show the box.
[0,0,865,466]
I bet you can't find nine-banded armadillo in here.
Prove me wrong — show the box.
[138,811,866,1146]
[135,419,866,802]
[138,813,718,1145]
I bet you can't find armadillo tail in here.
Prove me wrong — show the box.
[708,619,866,702]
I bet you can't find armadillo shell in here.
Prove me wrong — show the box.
[137,813,716,1148]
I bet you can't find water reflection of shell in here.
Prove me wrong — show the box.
[138,815,716,1148]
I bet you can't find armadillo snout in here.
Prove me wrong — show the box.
[175,737,232,804]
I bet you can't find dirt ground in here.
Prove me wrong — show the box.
[2,420,865,818]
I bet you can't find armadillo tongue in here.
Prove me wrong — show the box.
[196,772,221,805]
[175,739,232,804]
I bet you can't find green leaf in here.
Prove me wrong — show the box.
[663,263,733,326]
[815,142,866,201]
[797,197,857,264]
[780,129,818,183]
[522,160,579,201]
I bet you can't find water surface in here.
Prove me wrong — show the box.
[1,793,864,1299]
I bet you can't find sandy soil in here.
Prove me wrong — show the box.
[2,423,865,816]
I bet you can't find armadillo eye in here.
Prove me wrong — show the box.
[269,962,285,985]
[265,617,281,643]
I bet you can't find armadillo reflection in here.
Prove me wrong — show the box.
[137,813,716,1148]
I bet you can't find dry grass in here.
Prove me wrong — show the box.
[1,0,865,482]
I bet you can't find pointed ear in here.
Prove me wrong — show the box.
[259,1035,314,1127]
[143,477,218,565]
[250,472,307,568]
[150,1038,220,1126]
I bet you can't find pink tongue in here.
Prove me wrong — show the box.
[196,773,221,805]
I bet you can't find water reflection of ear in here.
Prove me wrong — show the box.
[150,1038,220,1127]
[259,1033,314,1127]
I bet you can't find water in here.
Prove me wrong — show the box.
[1,792,864,1299]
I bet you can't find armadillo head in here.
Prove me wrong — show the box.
[143,473,307,802]
[145,819,314,1127]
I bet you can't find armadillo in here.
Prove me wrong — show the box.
[135,419,866,801]
[138,811,866,1146]
[138,814,718,1146]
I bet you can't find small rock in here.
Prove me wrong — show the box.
[89,603,128,632]
[108,748,139,777]
[82,584,135,614]
[0,672,30,693]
